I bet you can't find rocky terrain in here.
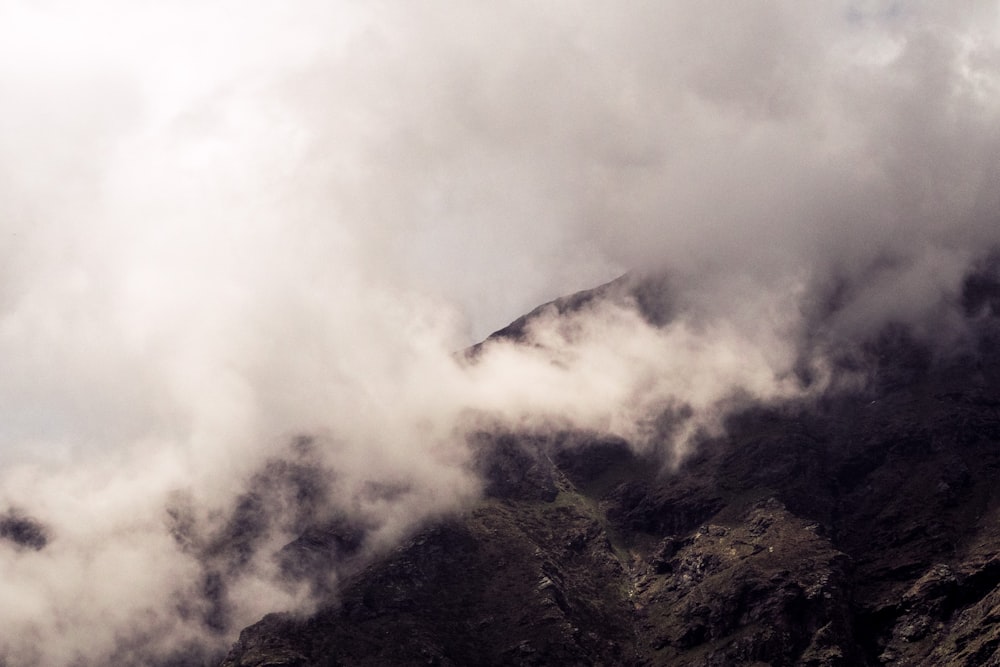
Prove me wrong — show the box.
[220,267,1000,666]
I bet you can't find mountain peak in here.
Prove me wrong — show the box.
[221,261,1000,667]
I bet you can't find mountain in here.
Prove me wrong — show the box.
[220,267,1000,667]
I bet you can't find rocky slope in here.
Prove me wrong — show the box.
[221,268,1000,666]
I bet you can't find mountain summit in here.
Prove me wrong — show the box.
[221,266,1000,667]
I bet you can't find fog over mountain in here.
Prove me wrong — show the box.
[1,1,999,664]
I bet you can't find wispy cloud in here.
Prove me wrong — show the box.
[1,1,998,663]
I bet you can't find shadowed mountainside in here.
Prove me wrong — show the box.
[221,266,1000,666]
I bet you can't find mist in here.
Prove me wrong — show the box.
[1,1,999,664]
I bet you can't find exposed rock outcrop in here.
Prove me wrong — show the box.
[222,269,1000,666]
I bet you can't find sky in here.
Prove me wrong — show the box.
[1,1,1000,664]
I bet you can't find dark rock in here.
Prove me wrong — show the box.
[0,510,48,550]
[473,432,559,502]
[221,265,1000,667]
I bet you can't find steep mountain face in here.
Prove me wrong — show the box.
[221,270,1000,667]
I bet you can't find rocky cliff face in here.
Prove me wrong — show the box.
[221,269,1000,667]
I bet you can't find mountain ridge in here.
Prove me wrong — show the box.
[219,265,1000,666]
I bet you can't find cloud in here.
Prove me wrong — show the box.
[1,0,999,663]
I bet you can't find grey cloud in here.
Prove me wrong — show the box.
[1,1,999,664]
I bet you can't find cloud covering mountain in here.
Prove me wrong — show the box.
[1,1,999,664]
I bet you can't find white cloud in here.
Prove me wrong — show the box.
[1,1,998,663]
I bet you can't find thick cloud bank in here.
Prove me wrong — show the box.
[1,1,999,664]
